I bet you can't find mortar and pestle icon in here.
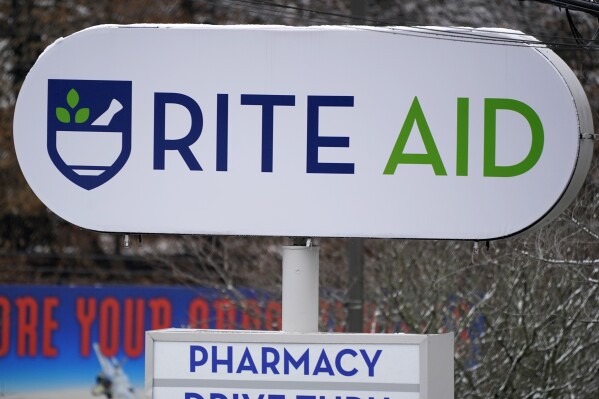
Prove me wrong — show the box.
[56,97,126,177]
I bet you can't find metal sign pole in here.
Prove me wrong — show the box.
[281,238,319,333]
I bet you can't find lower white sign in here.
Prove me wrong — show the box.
[146,329,454,399]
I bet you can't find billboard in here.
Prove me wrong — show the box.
[13,25,593,239]
[0,285,281,399]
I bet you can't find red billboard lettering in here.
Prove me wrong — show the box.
[77,296,174,357]
[188,298,209,329]
[0,296,62,358]
[213,299,235,330]
[124,299,144,358]
[241,299,261,330]
[0,296,9,356]
[16,296,38,357]
[149,298,172,330]
[99,297,120,356]
[42,297,59,357]
[76,297,97,357]
[3,291,289,359]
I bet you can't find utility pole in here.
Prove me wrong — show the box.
[346,238,364,332]
[347,0,366,334]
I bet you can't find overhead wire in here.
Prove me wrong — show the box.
[566,8,587,44]
[524,0,599,17]
[209,0,599,51]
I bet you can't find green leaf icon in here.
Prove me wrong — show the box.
[67,88,79,109]
[56,107,70,123]
[75,108,90,124]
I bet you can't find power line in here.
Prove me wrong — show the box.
[529,0,599,47]
[524,0,599,17]
[210,0,599,51]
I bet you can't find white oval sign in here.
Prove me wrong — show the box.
[13,25,593,239]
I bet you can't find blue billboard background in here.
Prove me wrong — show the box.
[0,285,281,396]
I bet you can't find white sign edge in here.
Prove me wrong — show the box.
[144,328,454,399]
[505,46,594,239]
[14,25,594,240]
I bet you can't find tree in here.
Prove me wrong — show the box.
[0,1,598,397]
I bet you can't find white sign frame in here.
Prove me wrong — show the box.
[14,25,594,239]
[145,329,454,399]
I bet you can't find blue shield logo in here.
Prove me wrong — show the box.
[47,79,132,190]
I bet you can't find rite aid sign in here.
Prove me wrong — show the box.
[14,25,593,239]
[146,329,454,399]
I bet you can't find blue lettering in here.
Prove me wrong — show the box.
[189,345,208,372]
[236,347,258,374]
[240,94,296,172]
[185,393,203,399]
[212,345,233,373]
[216,93,229,171]
[313,349,335,376]
[210,394,227,399]
[262,346,280,374]
[306,95,355,174]
[296,396,315,399]
[335,348,358,376]
[360,349,382,377]
[283,348,309,375]
[268,396,285,399]
[154,92,203,170]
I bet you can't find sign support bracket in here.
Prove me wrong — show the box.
[281,238,319,333]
